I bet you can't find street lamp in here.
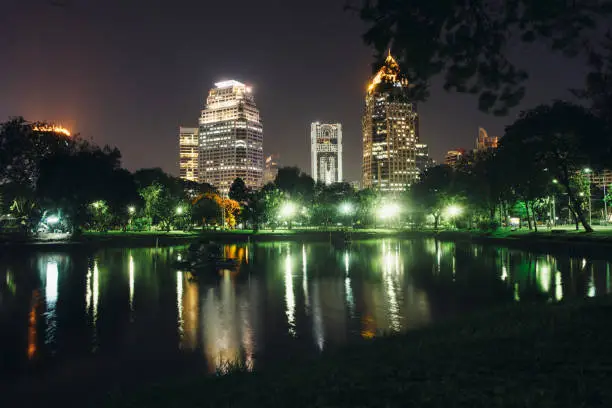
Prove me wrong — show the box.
[339,202,354,216]
[128,206,136,215]
[583,168,592,225]
[279,202,297,229]
[176,206,184,215]
[46,215,59,225]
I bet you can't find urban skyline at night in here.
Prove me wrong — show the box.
[0,0,588,184]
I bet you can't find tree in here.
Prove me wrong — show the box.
[275,166,315,202]
[353,0,612,115]
[250,183,283,231]
[229,177,250,203]
[36,144,128,231]
[503,101,609,232]
[412,165,460,229]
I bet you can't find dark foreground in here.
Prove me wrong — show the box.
[99,297,612,408]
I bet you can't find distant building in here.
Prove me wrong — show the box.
[311,122,343,184]
[587,170,612,189]
[198,80,264,195]
[179,126,199,182]
[415,143,435,175]
[444,149,465,167]
[349,180,361,190]
[263,154,279,185]
[476,127,499,151]
[362,52,420,192]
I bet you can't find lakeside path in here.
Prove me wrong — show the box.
[101,295,612,408]
[3,227,612,257]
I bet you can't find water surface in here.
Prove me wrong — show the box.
[1,238,611,392]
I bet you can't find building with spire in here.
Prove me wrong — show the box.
[198,80,264,195]
[362,52,423,192]
[311,122,343,184]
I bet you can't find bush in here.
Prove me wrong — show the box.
[477,220,499,231]
[131,216,152,231]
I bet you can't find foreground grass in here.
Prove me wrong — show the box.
[105,297,612,408]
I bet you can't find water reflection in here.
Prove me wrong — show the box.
[4,239,612,381]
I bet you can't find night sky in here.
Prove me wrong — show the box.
[0,0,588,182]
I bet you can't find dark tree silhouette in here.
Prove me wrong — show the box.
[351,0,612,115]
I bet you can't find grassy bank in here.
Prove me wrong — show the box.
[103,296,612,408]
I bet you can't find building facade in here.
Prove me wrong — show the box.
[263,154,279,185]
[179,126,199,182]
[311,122,343,184]
[198,80,264,195]
[362,53,420,192]
[444,149,465,167]
[415,143,435,175]
[476,127,499,151]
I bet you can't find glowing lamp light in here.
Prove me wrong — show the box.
[340,202,354,215]
[46,215,59,225]
[128,206,136,214]
[176,206,184,215]
[378,203,400,219]
[445,205,462,218]
[279,202,297,219]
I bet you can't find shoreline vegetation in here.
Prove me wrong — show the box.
[101,295,612,407]
[4,227,612,257]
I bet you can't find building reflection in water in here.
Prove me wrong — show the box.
[129,254,135,316]
[284,248,296,336]
[176,271,184,342]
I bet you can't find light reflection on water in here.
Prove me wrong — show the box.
[3,239,612,379]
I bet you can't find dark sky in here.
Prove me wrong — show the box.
[0,0,588,182]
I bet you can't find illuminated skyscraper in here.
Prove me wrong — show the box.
[263,154,279,185]
[311,122,343,184]
[198,80,264,195]
[362,53,420,192]
[179,126,199,182]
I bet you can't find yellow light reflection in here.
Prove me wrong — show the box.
[181,277,199,350]
[27,290,40,359]
[284,252,296,336]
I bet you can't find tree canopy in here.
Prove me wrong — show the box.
[353,0,612,115]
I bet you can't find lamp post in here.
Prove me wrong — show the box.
[584,168,592,225]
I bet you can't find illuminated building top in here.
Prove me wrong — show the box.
[32,125,71,137]
[367,51,409,94]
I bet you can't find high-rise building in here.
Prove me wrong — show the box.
[362,52,420,192]
[179,126,199,182]
[198,80,264,195]
[476,127,499,151]
[444,149,465,167]
[263,154,279,185]
[415,143,435,175]
[311,122,343,184]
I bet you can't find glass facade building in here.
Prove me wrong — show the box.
[362,53,420,192]
[179,127,199,182]
[198,80,264,195]
[311,122,343,184]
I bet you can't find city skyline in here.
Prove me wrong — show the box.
[0,0,588,182]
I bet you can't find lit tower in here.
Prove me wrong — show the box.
[198,80,264,195]
[311,122,343,184]
[362,52,420,192]
[178,126,199,182]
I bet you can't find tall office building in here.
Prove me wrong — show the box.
[415,143,435,175]
[198,80,264,195]
[362,52,420,192]
[311,122,343,184]
[179,126,199,182]
[263,154,279,185]
[476,127,499,151]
